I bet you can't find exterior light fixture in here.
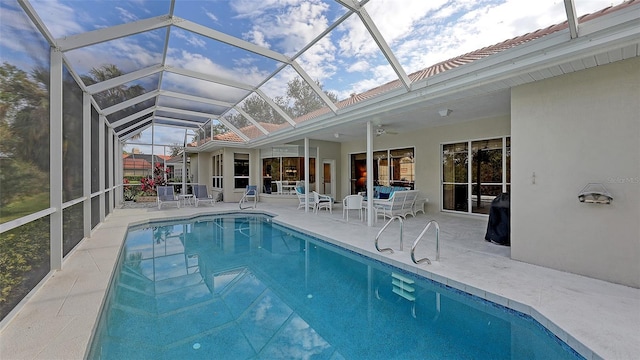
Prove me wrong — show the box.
[578,183,612,204]
[439,109,452,117]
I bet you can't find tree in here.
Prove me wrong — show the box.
[169,143,182,157]
[0,63,50,208]
[224,78,337,130]
[81,64,149,139]
[286,78,337,118]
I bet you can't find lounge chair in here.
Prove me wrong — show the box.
[342,194,363,221]
[157,185,180,209]
[313,191,332,214]
[193,184,216,207]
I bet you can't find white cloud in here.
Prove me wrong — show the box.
[204,9,218,22]
[346,60,369,73]
[115,6,139,23]
[234,1,330,56]
[173,29,207,49]
[29,0,85,37]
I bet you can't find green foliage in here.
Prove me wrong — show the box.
[0,158,48,208]
[221,77,337,129]
[0,218,49,317]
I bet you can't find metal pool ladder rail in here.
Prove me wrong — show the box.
[375,215,403,253]
[411,220,440,264]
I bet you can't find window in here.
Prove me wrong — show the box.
[234,153,249,189]
[350,147,415,194]
[442,137,510,214]
[212,153,223,189]
[262,156,316,194]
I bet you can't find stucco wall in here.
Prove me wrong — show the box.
[511,57,640,288]
[339,117,511,208]
[289,139,342,197]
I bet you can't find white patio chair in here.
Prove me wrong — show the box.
[157,186,180,209]
[342,194,363,221]
[313,191,332,214]
[296,187,313,210]
[274,180,283,194]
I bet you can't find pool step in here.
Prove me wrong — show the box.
[391,272,416,301]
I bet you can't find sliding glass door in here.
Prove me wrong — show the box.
[442,137,510,214]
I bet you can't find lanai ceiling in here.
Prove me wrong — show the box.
[6,0,640,150]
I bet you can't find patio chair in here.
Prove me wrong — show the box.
[239,185,258,209]
[342,194,363,221]
[157,185,180,210]
[193,184,216,207]
[296,187,313,210]
[313,191,332,214]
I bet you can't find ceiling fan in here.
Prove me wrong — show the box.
[375,124,398,136]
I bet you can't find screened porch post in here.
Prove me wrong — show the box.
[98,114,106,223]
[304,137,310,213]
[108,128,114,213]
[82,92,91,238]
[50,48,63,270]
[366,121,374,226]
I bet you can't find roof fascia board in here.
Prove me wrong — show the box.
[173,18,291,64]
[290,61,339,113]
[111,107,155,128]
[159,90,233,108]
[102,90,160,116]
[255,89,296,126]
[57,15,172,51]
[86,64,164,94]
[166,67,254,91]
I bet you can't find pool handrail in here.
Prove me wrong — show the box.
[411,220,440,264]
[375,215,404,253]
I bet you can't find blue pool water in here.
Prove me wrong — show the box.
[88,214,583,359]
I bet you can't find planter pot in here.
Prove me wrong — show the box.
[135,196,157,203]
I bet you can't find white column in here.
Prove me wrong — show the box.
[367,121,374,226]
[304,137,310,213]
[116,141,123,206]
[98,114,105,222]
[107,128,114,214]
[50,49,63,269]
[82,92,91,238]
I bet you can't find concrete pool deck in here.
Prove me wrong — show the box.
[1,202,638,359]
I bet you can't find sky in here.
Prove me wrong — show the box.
[0,0,620,153]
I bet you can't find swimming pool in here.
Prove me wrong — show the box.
[88,213,583,359]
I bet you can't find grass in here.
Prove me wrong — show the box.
[0,192,50,224]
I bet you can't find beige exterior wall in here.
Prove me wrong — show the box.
[339,117,511,209]
[511,57,640,288]
[288,139,342,198]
